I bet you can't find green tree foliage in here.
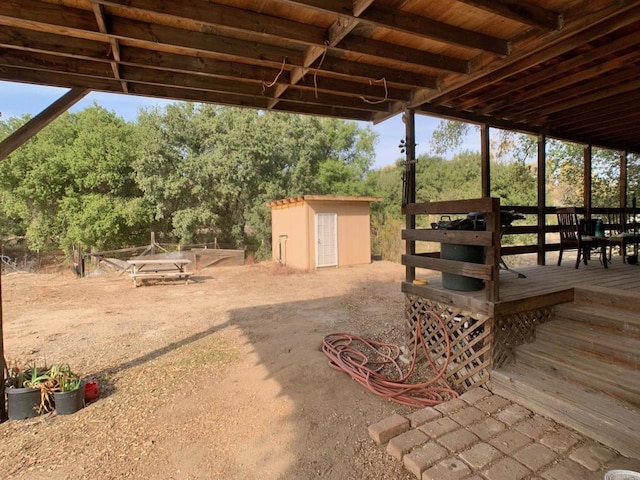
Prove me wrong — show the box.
[0,105,142,252]
[134,104,376,256]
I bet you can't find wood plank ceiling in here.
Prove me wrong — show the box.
[1,0,640,153]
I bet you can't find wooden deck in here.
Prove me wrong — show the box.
[403,253,640,318]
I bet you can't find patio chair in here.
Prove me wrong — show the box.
[556,207,608,269]
[607,209,638,263]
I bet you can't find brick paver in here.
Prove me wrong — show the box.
[540,458,592,480]
[474,394,512,414]
[406,406,442,428]
[458,442,503,469]
[437,428,479,452]
[422,457,471,480]
[569,442,617,472]
[489,429,532,454]
[387,429,429,460]
[402,442,448,478]
[450,406,487,426]
[513,415,554,439]
[368,413,409,444]
[539,426,580,453]
[468,417,506,440]
[367,388,637,480]
[513,442,557,471]
[494,404,531,426]
[419,416,460,438]
[483,457,530,480]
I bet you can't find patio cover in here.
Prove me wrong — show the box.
[1,0,640,154]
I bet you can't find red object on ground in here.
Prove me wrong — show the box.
[84,381,99,402]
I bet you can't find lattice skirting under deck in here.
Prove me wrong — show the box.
[405,295,555,393]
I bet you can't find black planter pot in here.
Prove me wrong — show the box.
[54,387,85,415]
[6,387,41,420]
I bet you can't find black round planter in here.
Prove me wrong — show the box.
[54,387,85,415]
[6,387,41,420]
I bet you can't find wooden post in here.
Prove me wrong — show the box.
[537,135,547,265]
[621,151,628,210]
[404,109,416,283]
[584,145,592,218]
[0,266,5,420]
[481,124,491,198]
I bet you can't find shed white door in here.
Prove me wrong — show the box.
[316,213,338,267]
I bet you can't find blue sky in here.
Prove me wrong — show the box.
[0,80,473,169]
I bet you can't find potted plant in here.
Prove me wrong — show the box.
[50,364,84,415]
[4,362,52,420]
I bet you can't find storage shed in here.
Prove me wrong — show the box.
[267,195,381,271]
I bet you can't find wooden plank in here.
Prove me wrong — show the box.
[402,198,499,216]
[401,281,492,318]
[0,87,90,161]
[517,341,640,407]
[402,228,493,247]
[491,363,640,458]
[456,0,562,31]
[402,254,493,281]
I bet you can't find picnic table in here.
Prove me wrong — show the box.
[127,258,192,287]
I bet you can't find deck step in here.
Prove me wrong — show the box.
[491,363,640,458]
[574,285,640,313]
[555,303,640,338]
[535,320,640,369]
[516,341,640,407]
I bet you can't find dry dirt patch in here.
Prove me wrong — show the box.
[1,261,416,479]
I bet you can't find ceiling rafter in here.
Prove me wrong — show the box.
[91,3,127,93]
[454,29,640,111]
[379,1,640,124]
[279,0,510,55]
[457,0,563,31]
[2,0,640,153]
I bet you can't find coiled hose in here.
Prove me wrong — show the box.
[322,310,458,408]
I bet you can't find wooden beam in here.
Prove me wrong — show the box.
[481,124,490,197]
[335,35,470,74]
[458,29,640,111]
[282,0,510,55]
[404,109,416,283]
[92,2,128,93]
[0,87,90,161]
[457,0,562,31]
[621,151,628,210]
[402,2,640,112]
[584,145,592,218]
[537,135,546,266]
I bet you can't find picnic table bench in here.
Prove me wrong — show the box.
[127,258,192,287]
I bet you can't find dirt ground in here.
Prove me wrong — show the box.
[0,260,419,479]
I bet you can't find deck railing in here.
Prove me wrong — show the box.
[401,197,501,301]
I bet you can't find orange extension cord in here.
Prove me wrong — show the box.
[322,311,458,408]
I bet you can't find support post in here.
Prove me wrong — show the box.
[0,88,90,161]
[0,268,5,420]
[621,151,628,210]
[481,124,490,198]
[403,110,416,283]
[537,135,547,265]
[584,145,592,218]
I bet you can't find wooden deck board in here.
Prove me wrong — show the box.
[410,254,640,315]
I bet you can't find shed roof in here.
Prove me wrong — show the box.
[267,195,382,207]
[2,1,640,152]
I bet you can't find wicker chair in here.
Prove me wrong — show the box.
[556,207,608,269]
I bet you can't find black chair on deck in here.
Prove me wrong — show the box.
[557,207,608,269]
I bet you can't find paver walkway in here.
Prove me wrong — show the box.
[369,388,640,480]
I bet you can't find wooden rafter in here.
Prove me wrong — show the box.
[1,0,640,152]
[91,2,128,93]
